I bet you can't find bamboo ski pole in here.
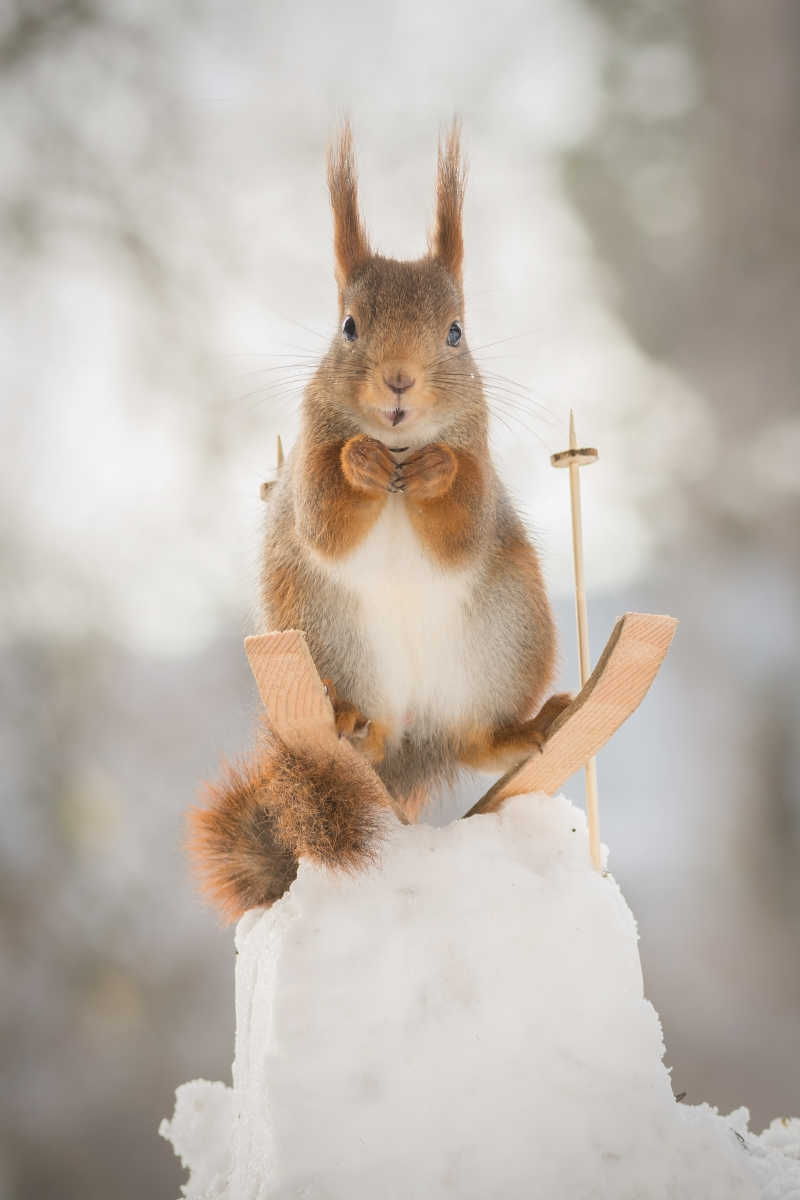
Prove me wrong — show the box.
[260,435,286,501]
[551,412,602,870]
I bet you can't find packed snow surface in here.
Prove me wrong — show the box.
[161,793,800,1198]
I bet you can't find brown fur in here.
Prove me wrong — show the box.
[340,434,397,496]
[431,122,466,282]
[485,522,559,718]
[266,741,390,869]
[192,126,564,921]
[298,437,386,557]
[261,555,306,632]
[188,751,299,923]
[328,121,370,293]
[404,446,487,565]
[189,728,390,923]
[322,678,389,763]
[458,692,573,772]
[258,124,562,798]
[397,442,458,500]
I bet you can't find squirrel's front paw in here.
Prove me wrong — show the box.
[341,435,396,495]
[394,443,457,500]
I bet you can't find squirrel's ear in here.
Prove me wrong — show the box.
[327,123,370,290]
[431,122,466,284]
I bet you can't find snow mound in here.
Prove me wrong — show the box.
[160,1079,233,1199]
[161,793,800,1199]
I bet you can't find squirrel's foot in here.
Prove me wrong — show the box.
[530,691,572,735]
[457,692,573,772]
[507,691,572,755]
[322,679,387,763]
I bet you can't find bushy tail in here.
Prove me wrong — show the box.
[188,728,390,923]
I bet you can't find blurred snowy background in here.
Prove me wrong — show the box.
[1,0,798,1196]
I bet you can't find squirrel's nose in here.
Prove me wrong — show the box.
[383,369,415,396]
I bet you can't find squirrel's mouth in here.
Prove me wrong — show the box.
[366,399,422,437]
[379,406,408,427]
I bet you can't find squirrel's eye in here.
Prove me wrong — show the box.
[446,321,462,347]
[342,315,357,341]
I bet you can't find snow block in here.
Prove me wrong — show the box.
[162,794,800,1199]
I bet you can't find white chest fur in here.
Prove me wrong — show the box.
[318,499,476,738]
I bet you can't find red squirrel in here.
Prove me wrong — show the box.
[190,125,569,921]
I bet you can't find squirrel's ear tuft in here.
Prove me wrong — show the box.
[327,122,370,289]
[431,121,466,283]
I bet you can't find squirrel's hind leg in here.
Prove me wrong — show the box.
[457,692,572,773]
[321,678,388,764]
